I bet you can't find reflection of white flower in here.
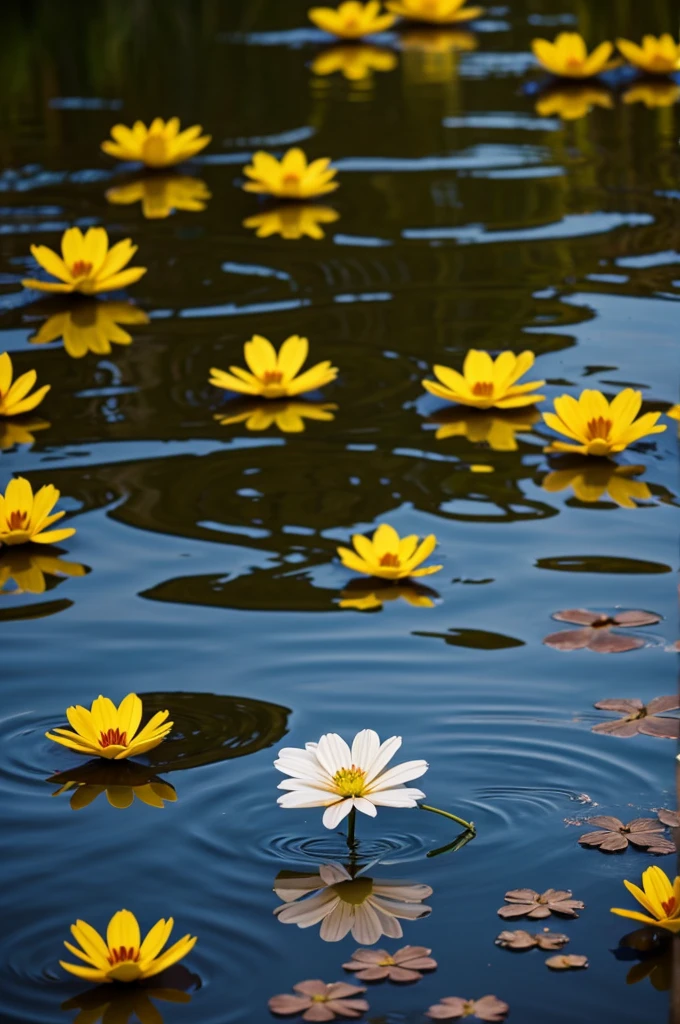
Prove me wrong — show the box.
[274,863,433,944]
[275,729,428,829]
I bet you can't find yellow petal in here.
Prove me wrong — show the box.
[107,909,141,953]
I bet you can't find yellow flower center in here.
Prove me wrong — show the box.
[379,956,396,966]
[71,260,93,279]
[472,381,494,397]
[586,416,612,440]
[142,133,169,166]
[332,877,373,905]
[662,897,677,917]
[461,1003,476,1018]
[379,552,400,567]
[262,370,284,385]
[107,945,140,966]
[333,764,367,796]
[566,56,585,69]
[100,727,128,748]
[7,510,28,531]
[283,172,301,185]
[311,995,329,1003]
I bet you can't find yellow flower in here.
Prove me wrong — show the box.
[312,44,398,80]
[53,778,177,811]
[106,175,211,219]
[338,523,442,580]
[0,477,75,547]
[210,335,338,399]
[101,118,211,168]
[339,579,438,610]
[667,405,680,420]
[617,35,680,75]
[423,350,545,410]
[22,227,147,296]
[242,149,339,199]
[386,0,484,24]
[542,389,666,456]
[531,33,618,79]
[0,351,49,418]
[623,81,680,108]
[309,1,396,38]
[0,550,86,595]
[542,462,652,509]
[244,204,339,240]
[428,407,540,450]
[536,84,614,120]
[0,416,50,451]
[30,300,149,359]
[46,693,172,761]
[60,909,197,983]
[215,398,337,433]
[611,866,680,934]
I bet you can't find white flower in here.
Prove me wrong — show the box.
[275,729,428,829]
[274,863,433,944]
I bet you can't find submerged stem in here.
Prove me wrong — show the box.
[419,803,475,833]
[346,806,357,850]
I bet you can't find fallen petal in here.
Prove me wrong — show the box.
[546,954,588,970]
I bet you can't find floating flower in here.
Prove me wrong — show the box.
[101,118,211,168]
[22,227,147,296]
[543,608,661,654]
[29,300,149,359]
[497,888,584,920]
[106,175,211,219]
[495,930,569,951]
[309,2,396,39]
[337,524,442,582]
[542,389,666,456]
[276,730,427,829]
[426,996,508,1022]
[592,697,680,739]
[244,204,339,240]
[542,461,652,508]
[658,809,680,829]
[343,945,437,982]
[578,816,672,855]
[0,477,75,548]
[611,866,680,934]
[61,983,193,1024]
[545,955,588,970]
[215,398,337,433]
[427,407,540,450]
[535,84,613,120]
[210,336,338,400]
[269,981,369,1021]
[0,352,49,418]
[312,45,398,80]
[387,0,484,25]
[60,909,197,982]
[274,863,433,943]
[531,33,618,79]
[0,416,50,451]
[422,351,545,410]
[52,777,177,811]
[0,550,86,595]
[623,81,680,108]
[616,35,680,75]
[46,693,173,760]
[339,579,438,611]
[242,149,339,199]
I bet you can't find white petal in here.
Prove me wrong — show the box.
[353,797,378,818]
[371,895,432,920]
[364,735,402,784]
[278,778,335,793]
[350,903,383,945]
[368,760,428,793]
[273,876,324,902]
[274,753,330,782]
[278,789,337,809]
[369,902,404,939]
[275,892,339,927]
[372,882,433,902]
[319,863,351,885]
[316,733,352,777]
[366,787,425,808]
[319,902,354,942]
[322,798,353,830]
[351,729,380,770]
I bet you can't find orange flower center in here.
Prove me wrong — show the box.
[282,173,301,185]
[262,370,284,385]
[71,260,93,279]
[107,945,140,966]
[8,510,28,531]
[662,897,677,917]
[472,381,494,397]
[586,416,612,440]
[379,552,400,567]
[566,56,585,69]
[100,727,128,748]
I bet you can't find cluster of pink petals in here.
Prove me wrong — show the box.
[269,981,368,1021]
[342,945,437,982]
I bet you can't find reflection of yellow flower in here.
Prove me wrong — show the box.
[543,389,666,456]
[542,462,652,509]
[536,84,613,120]
[428,407,540,450]
[106,175,211,219]
[210,335,338,399]
[215,398,337,433]
[423,350,544,410]
[22,227,146,296]
[387,0,483,24]
[400,28,477,53]
[0,550,86,594]
[617,35,680,75]
[46,693,173,761]
[101,118,211,168]
[30,300,149,359]
[339,579,438,610]
[0,477,75,547]
[338,523,442,580]
[623,81,680,108]
[60,909,198,983]
[309,2,396,38]
[244,204,339,240]
[242,149,339,199]
[312,44,397,80]
[531,33,617,79]
[0,416,50,451]
[611,866,680,935]
[0,352,49,417]
[62,983,192,1024]
[53,778,177,811]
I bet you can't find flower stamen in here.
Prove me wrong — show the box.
[71,260,93,279]
[108,945,140,965]
[379,552,400,567]
[333,764,367,797]
[100,727,128,748]
[8,510,28,530]
[586,416,612,439]
[472,381,494,397]
[662,897,677,916]
[262,370,284,385]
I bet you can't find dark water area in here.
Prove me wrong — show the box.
[0,1,678,1022]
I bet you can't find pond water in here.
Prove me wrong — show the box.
[0,1,678,1022]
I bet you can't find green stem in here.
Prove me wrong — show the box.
[419,803,475,833]
[346,806,357,849]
